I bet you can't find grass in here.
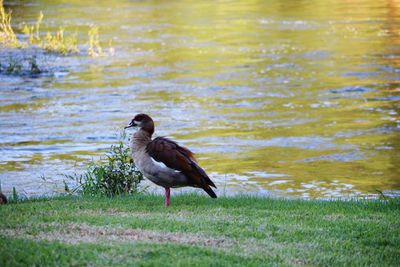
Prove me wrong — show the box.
[0,194,399,266]
[22,11,80,55]
[0,55,41,75]
[88,26,103,57]
[0,1,113,78]
[0,0,19,47]
[1,1,108,58]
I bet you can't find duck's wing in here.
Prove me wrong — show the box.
[146,137,217,198]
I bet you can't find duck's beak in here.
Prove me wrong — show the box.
[124,121,137,129]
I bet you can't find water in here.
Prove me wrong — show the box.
[1,0,399,198]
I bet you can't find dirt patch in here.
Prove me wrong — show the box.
[0,223,305,259]
[0,222,235,248]
[75,208,235,223]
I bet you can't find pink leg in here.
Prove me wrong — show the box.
[165,187,170,207]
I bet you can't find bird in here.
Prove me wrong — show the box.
[125,114,217,207]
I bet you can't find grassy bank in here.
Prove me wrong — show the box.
[0,194,399,266]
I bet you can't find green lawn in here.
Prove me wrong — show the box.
[0,194,399,266]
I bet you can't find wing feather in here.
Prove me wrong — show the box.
[146,137,217,191]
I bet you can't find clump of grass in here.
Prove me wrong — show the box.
[3,57,22,74]
[1,186,27,203]
[0,3,113,79]
[88,26,103,57]
[21,11,43,45]
[11,187,18,202]
[0,55,41,75]
[0,0,19,47]
[29,56,41,74]
[22,11,79,55]
[65,140,143,197]
[41,28,79,54]
[108,38,115,56]
[1,2,111,59]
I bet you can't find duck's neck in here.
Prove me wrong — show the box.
[131,128,152,151]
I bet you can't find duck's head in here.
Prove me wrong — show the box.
[125,113,154,135]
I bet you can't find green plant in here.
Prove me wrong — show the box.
[2,4,110,58]
[88,26,103,57]
[42,28,79,54]
[21,11,43,45]
[5,57,22,74]
[65,140,143,197]
[0,0,19,47]
[29,56,41,74]
[0,56,43,75]
[22,12,79,54]
[12,186,18,202]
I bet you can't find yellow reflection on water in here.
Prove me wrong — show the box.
[0,0,399,197]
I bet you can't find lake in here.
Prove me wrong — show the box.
[0,0,399,198]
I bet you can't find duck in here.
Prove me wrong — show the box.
[125,114,217,207]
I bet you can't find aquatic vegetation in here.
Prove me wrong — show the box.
[29,56,41,74]
[0,0,19,47]
[108,38,115,56]
[0,3,112,78]
[22,12,79,55]
[88,27,115,57]
[65,139,143,197]
[88,26,103,57]
[21,11,43,45]
[0,55,41,75]
[4,58,22,74]
[41,28,79,54]
[2,2,108,57]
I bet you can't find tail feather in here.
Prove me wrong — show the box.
[185,163,217,198]
[190,162,217,188]
[203,186,217,198]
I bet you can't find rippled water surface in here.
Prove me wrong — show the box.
[1,0,399,198]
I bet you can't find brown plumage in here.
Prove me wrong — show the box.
[125,114,217,206]
[147,137,217,198]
